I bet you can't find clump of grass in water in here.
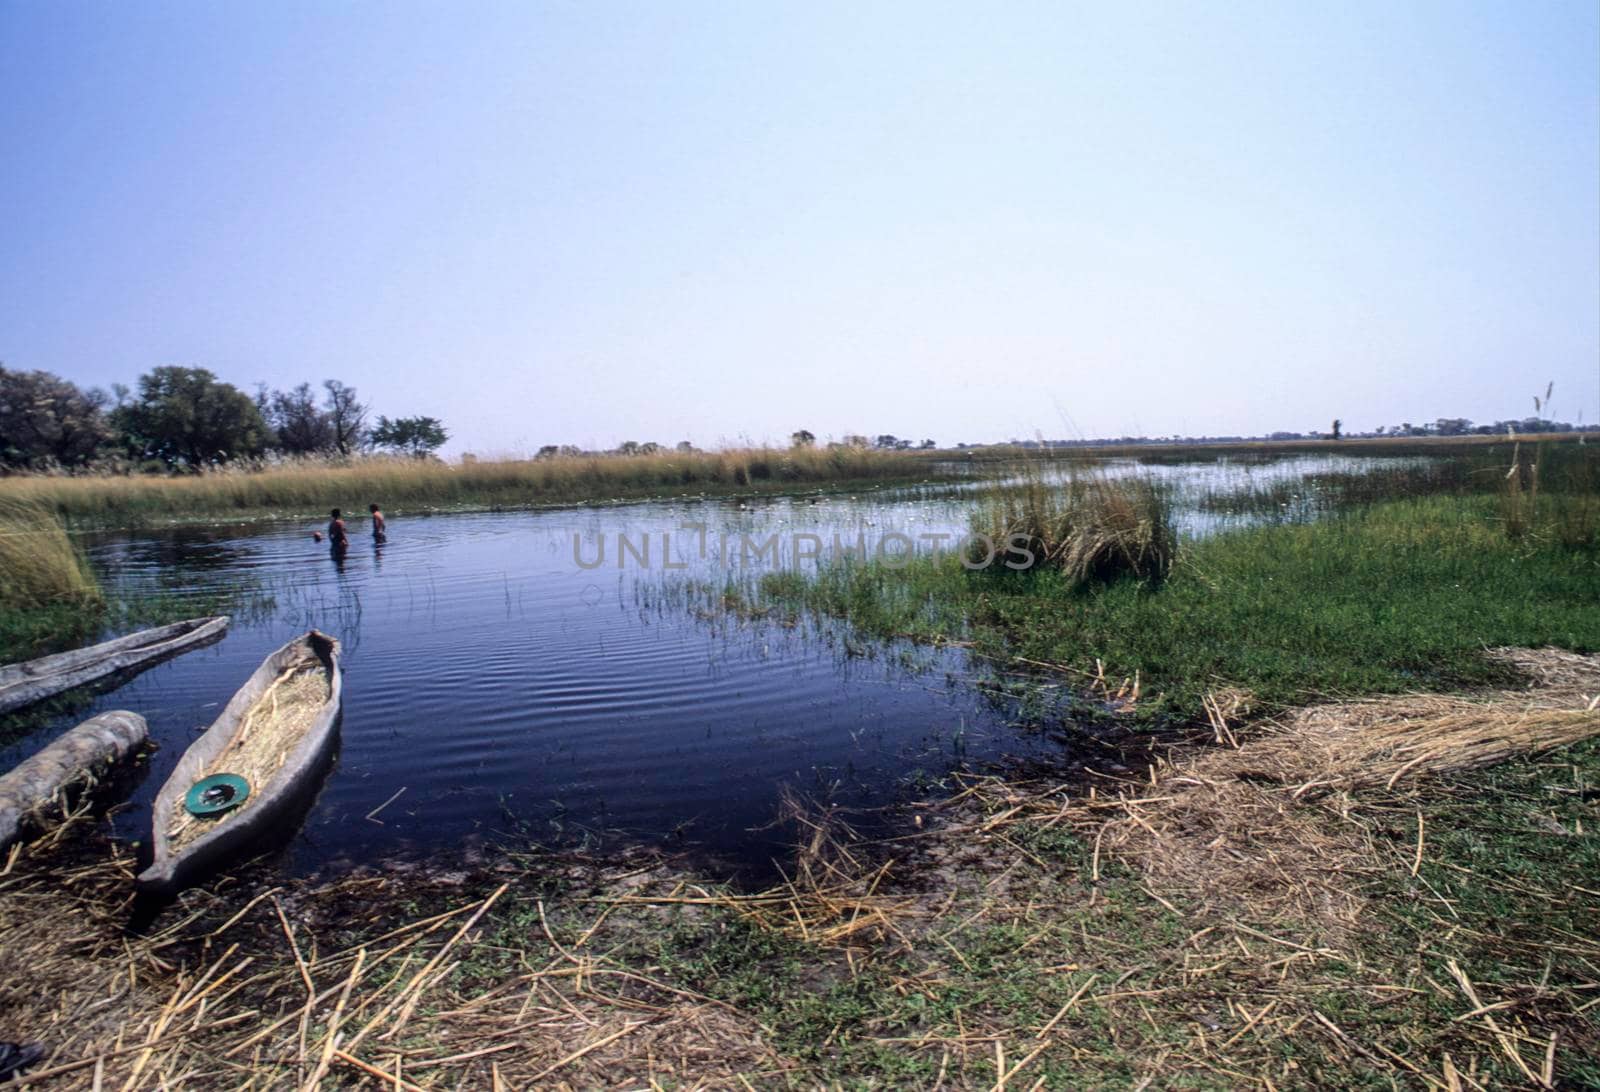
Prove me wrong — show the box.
[0,499,101,612]
[971,472,1174,588]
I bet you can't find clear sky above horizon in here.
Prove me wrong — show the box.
[3,2,1597,454]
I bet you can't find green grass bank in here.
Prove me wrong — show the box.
[751,492,1600,720]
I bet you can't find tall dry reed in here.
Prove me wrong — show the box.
[0,446,934,526]
[0,499,102,610]
[971,471,1175,586]
[1498,440,1599,547]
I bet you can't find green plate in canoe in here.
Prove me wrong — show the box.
[185,773,250,817]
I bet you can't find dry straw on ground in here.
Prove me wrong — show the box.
[0,837,790,1089]
[961,647,1600,933]
[0,647,1595,1088]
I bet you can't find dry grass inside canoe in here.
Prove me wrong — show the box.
[167,655,331,849]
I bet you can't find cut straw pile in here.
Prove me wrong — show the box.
[948,647,1600,934]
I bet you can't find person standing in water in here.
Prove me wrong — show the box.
[327,508,349,551]
[369,503,386,543]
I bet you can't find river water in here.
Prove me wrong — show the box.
[0,454,1408,880]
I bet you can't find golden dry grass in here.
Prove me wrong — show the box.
[961,648,1600,930]
[0,446,935,527]
[0,830,789,1089]
[0,499,100,611]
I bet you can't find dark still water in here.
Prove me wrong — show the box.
[1,454,1413,880]
[2,491,1058,880]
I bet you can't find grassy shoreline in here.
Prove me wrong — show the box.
[748,493,1600,723]
[957,431,1592,461]
[0,499,260,665]
[0,500,105,662]
[4,654,1596,1087]
[4,434,1586,531]
[0,447,955,530]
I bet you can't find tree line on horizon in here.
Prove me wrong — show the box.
[533,432,941,461]
[6,363,1589,474]
[0,364,449,472]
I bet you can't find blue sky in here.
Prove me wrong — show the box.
[2,1,1596,453]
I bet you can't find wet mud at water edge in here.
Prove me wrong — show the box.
[0,459,1408,885]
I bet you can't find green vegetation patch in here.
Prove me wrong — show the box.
[756,495,1600,718]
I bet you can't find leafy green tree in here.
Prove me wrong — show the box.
[112,366,270,468]
[263,382,335,454]
[322,379,368,455]
[0,365,114,468]
[1330,418,1342,441]
[370,415,448,458]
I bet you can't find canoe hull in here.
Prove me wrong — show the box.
[136,630,342,893]
[0,616,230,715]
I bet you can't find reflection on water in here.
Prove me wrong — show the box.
[0,455,1418,880]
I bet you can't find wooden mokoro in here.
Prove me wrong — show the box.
[137,630,342,893]
[0,616,230,715]
[0,710,148,852]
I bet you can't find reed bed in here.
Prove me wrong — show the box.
[1194,439,1600,545]
[967,432,1593,462]
[0,500,100,612]
[0,447,939,527]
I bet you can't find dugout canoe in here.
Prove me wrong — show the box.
[137,630,342,893]
[0,616,230,715]
[0,710,149,852]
